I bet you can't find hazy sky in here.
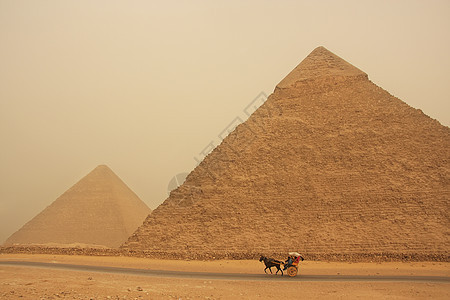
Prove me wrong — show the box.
[1,0,449,244]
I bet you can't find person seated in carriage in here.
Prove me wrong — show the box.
[283,252,303,270]
[283,255,294,270]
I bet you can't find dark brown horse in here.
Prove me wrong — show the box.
[259,255,284,275]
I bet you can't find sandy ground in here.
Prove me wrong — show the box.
[1,254,449,299]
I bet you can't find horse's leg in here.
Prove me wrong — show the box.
[264,267,268,274]
[269,267,273,274]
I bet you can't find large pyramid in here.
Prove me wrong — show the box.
[5,165,151,248]
[123,47,450,258]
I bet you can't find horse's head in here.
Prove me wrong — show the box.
[259,255,265,262]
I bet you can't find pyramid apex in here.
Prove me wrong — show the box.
[313,45,327,51]
[276,46,368,89]
[96,164,110,169]
[91,164,114,174]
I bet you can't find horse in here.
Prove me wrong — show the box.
[259,255,284,275]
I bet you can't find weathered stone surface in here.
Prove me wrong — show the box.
[4,165,151,248]
[123,46,449,258]
[1,245,448,262]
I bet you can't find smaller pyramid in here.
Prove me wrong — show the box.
[4,165,151,248]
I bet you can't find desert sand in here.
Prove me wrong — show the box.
[1,254,449,299]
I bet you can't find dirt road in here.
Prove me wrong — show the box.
[1,260,449,283]
[1,254,449,299]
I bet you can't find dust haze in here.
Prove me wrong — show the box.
[1,0,450,244]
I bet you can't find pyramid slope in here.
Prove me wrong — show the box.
[5,165,151,248]
[123,47,450,257]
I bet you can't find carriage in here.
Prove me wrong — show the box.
[285,252,303,277]
[259,251,304,277]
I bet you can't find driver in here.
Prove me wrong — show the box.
[283,255,293,270]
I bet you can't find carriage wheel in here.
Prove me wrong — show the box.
[287,266,298,277]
